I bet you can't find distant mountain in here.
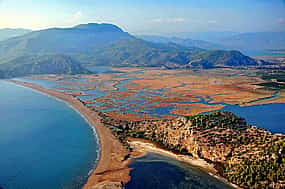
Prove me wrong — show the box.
[172,31,240,42]
[188,50,265,68]
[0,28,32,41]
[219,31,285,51]
[0,23,131,61]
[81,38,201,68]
[0,54,91,78]
[74,23,125,32]
[138,35,223,50]
[173,31,285,52]
[80,38,263,69]
[0,23,268,77]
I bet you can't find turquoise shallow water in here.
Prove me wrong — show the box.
[0,81,99,189]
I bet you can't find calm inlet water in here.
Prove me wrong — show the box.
[0,81,98,189]
[125,153,232,189]
[222,103,285,134]
[2,79,284,189]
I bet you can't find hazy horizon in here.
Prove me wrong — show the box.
[0,0,284,35]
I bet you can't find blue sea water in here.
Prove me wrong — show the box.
[1,79,285,189]
[0,81,99,189]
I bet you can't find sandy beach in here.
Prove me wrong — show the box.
[8,80,131,189]
[127,138,241,189]
[8,80,240,189]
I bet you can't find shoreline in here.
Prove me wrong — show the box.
[127,138,241,189]
[8,80,131,189]
[8,79,240,189]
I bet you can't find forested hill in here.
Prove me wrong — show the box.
[0,23,132,59]
[0,23,269,78]
[102,111,285,189]
[0,55,91,78]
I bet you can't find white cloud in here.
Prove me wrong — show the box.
[151,18,186,23]
[208,20,218,24]
[73,11,83,20]
[68,11,83,24]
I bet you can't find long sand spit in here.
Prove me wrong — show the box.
[8,79,240,189]
[8,80,131,189]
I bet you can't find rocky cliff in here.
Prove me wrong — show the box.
[101,111,285,189]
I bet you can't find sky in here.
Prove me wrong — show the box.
[0,0,285,34]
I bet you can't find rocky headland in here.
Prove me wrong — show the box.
[101,111,285,189]
[10,80,285,189]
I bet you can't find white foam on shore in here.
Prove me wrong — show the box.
[7,80,101,178]
[8,80,241,188]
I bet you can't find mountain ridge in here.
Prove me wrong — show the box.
[0,23,132,59]
[138,35,223,50]
[0,54,91,78]
[171,31,285,51]
[0,23,270,77]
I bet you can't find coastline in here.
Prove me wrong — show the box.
[8,80,131,189]
[127,138,241,189]
[8,79,240,189]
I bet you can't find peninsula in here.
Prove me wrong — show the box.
[9,79,285,189]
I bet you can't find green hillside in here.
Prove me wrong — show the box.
[0,23,268,77]
[0,54,91,78]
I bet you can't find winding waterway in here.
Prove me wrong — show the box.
[3,71,285,189]
[0,81,99,189]
[0,80,232,189]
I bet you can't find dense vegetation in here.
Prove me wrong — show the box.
[224,140,285,189]
[101,111,285,189]
[256,70,285,90]
[257,82,285,90]
[258,70,285,82]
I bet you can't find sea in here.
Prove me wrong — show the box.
[0,81,98,189]
[1,79,284,189]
